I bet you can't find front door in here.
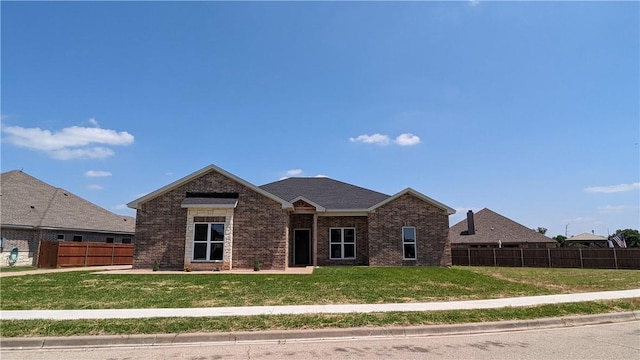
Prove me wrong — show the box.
[293,229,311,266]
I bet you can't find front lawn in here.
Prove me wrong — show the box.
[2,266,639,310]
[2,299,639,337]
[0,266,37,273]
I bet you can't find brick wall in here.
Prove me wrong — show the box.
[134,169,289,270]
[368,193,451,266]
[316,216,369,266]
[0,228,38,266]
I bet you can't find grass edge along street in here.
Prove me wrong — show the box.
[1,266,639,337]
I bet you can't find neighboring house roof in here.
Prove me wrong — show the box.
[1,170,135,234]
[259,177,390,210]
[449,208,555,245]
[566,233,608,242]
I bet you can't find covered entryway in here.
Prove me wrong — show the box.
[293,229,311,266]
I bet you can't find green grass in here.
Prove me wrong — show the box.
[2,266,639,311]
[1,267,554,310]
[464,267,640,292]
[0,266,37,273]
[2,266,639,338]
[1,299,638,338]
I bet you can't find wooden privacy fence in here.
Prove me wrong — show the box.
[452,248,640,270]
[37,240,134,268]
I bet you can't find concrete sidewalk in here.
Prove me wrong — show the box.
[2,289,638,320]
[2,312,639,350]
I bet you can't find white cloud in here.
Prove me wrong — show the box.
[314,174,328,178]
[113,204,129,210]
[51,147,115,160]
[87,184,103,190]
[349,133,391,145]
[584,182,640,194]
[469,0,480,7]
[597,205,636,214]
[1,121,134,160]
[350,132,421,146]
[88,118,99,127]
[286,169,303,176]
[394,133,421,146]
[84,170,112,177]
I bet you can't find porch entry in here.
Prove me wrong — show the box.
[293,229,311,266]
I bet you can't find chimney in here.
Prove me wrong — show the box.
[467,210,475,235]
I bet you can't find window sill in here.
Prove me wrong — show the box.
[191,260,224,263]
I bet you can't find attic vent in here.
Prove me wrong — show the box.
[185,192,239,199]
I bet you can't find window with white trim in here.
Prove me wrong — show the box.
[330,228,356,260]
[193,223,224,261]
[402,227,417,260]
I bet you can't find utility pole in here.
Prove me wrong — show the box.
[565,223,569,237]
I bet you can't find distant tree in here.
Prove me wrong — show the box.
[536,227,548,235]
[610,229,640,248]
[553,235,567,247]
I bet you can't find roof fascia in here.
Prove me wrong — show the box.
[368,188,456,215]
[127,164,293,210]
[21,225,135,235]
[318,210,369,217]
[181,202,238,209]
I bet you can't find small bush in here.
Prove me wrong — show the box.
[253,260,260,272]
[152,261,159,272]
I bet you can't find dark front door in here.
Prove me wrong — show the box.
[293,229,311,266]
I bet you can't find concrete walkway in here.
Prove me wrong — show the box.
[0,265,314,277]
[2,289,638,320]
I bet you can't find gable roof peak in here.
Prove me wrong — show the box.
[369,187,456,215]
[127,164,293,210]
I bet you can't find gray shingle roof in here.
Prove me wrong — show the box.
[259,177,390,210]
[1,170,135,234]
[449,208,555,245]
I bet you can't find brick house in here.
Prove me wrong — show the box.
[450,208,556,249]
[127,164,455,270]
[0,170,135,266]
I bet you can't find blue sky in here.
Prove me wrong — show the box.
[2,1,638,238]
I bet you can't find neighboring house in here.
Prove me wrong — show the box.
[449,208,556,249]
[127,164,456,270]
[565,233,610,248]
[0,170,135,266]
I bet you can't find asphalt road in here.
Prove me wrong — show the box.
[3,321,639,360]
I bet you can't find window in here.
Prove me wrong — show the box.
[193,223,224,261]
[57,234,65,241]
[106,237,114,243]
[402,227,416,260]
[122,238,132,244]
[72,235,83,242]
[330,228,356,260]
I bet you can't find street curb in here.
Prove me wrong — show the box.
[2,311,638,350]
